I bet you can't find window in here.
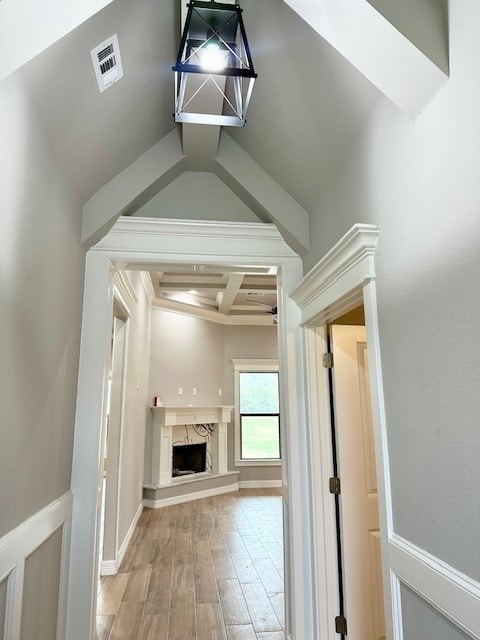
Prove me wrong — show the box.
[233,360,280,465]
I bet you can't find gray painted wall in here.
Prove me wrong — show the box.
[401,585,470,640]
[0,73,84,635]
[149,309,225,406]
[118,272,151,545]
[21,528,62,640]
[134,171,262,223]
[302,0,480,634]
[147,310,280,482]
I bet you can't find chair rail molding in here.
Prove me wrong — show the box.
[390,534,480,640]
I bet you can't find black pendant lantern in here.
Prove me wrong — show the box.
[173,1,257,127]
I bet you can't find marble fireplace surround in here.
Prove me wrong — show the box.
[150,406,234,487]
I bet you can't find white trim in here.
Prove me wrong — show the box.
[303,325,340,640]
[231,359,280,369]
[99,560,118,576]
[291,223,378,325]
[390,534,480,640]
[143,482,239,508]
[139,271,155,304]
[292,224,396,640]
[68,217,310,640]
[235,460,281,467]
[101,308,130,578]
[112,270,137,313]
[0,492,72,640]
[100,500,143,576]
[238,480,282,489]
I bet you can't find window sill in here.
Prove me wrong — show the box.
[234,459,282,467]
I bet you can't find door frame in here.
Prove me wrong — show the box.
[291,224,401,640]
[100,283,132,574]
[66,217,314,640]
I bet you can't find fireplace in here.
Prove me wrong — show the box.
[150,406,233,487]
[172,442,207,477]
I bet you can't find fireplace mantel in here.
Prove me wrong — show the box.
[150,405,234,487]
[151,405,234,427]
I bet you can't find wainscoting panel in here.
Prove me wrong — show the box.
[0,492,72,640]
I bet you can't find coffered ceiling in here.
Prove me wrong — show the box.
[119,262,278,325]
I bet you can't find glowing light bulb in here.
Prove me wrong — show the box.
[199,41,227,72]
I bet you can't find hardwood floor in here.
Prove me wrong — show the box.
[97,489,285,640]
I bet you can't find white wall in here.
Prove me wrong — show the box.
[118,272,151,545]
[303,0,480,635]
[0,73,84,636]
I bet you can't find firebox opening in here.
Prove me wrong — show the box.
[172,442,207,477]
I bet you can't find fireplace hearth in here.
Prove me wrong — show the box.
[172,442,207,477]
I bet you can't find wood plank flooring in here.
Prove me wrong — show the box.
[97,489,285,640]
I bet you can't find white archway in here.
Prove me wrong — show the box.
[66,217,314,640]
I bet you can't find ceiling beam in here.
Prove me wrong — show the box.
[0,0,114,82]
[81,130,309,254]
[283,0,448,118]
[151,298,274,326]
[158,275,227,285]
[81,129,184,247]
[216,134,309,254]
[218,274,245,314]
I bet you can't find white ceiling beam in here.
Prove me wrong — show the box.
[157,283,227,291]
[81,130,309,254]
[0,0,114,82]
[81,129,184,247]
[216,134,310,254]
[282,0,448,118]
[218,274,244,314]
[158,275,227,285]
[151,297,274,326]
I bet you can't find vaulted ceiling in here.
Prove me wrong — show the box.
[20,0,381,211]
[16,0,447,251]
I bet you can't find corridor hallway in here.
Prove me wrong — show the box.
[96,489,285,640]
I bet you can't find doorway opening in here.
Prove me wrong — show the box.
[95,256,287,640]
[326,307,386,640]
[293,224,395,640]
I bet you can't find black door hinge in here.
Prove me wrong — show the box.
[329,477,341,495]
[335,615,347,635]
[323,352,334,368]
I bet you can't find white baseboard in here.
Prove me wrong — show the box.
[99,560,118,576]
[143,482,239,509]
[100,500,143,576]
[389,533,480,639]
[239,480,282,489]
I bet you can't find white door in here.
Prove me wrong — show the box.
[330,325,385,639]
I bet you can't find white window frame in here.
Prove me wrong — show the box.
[232,358,281,467]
